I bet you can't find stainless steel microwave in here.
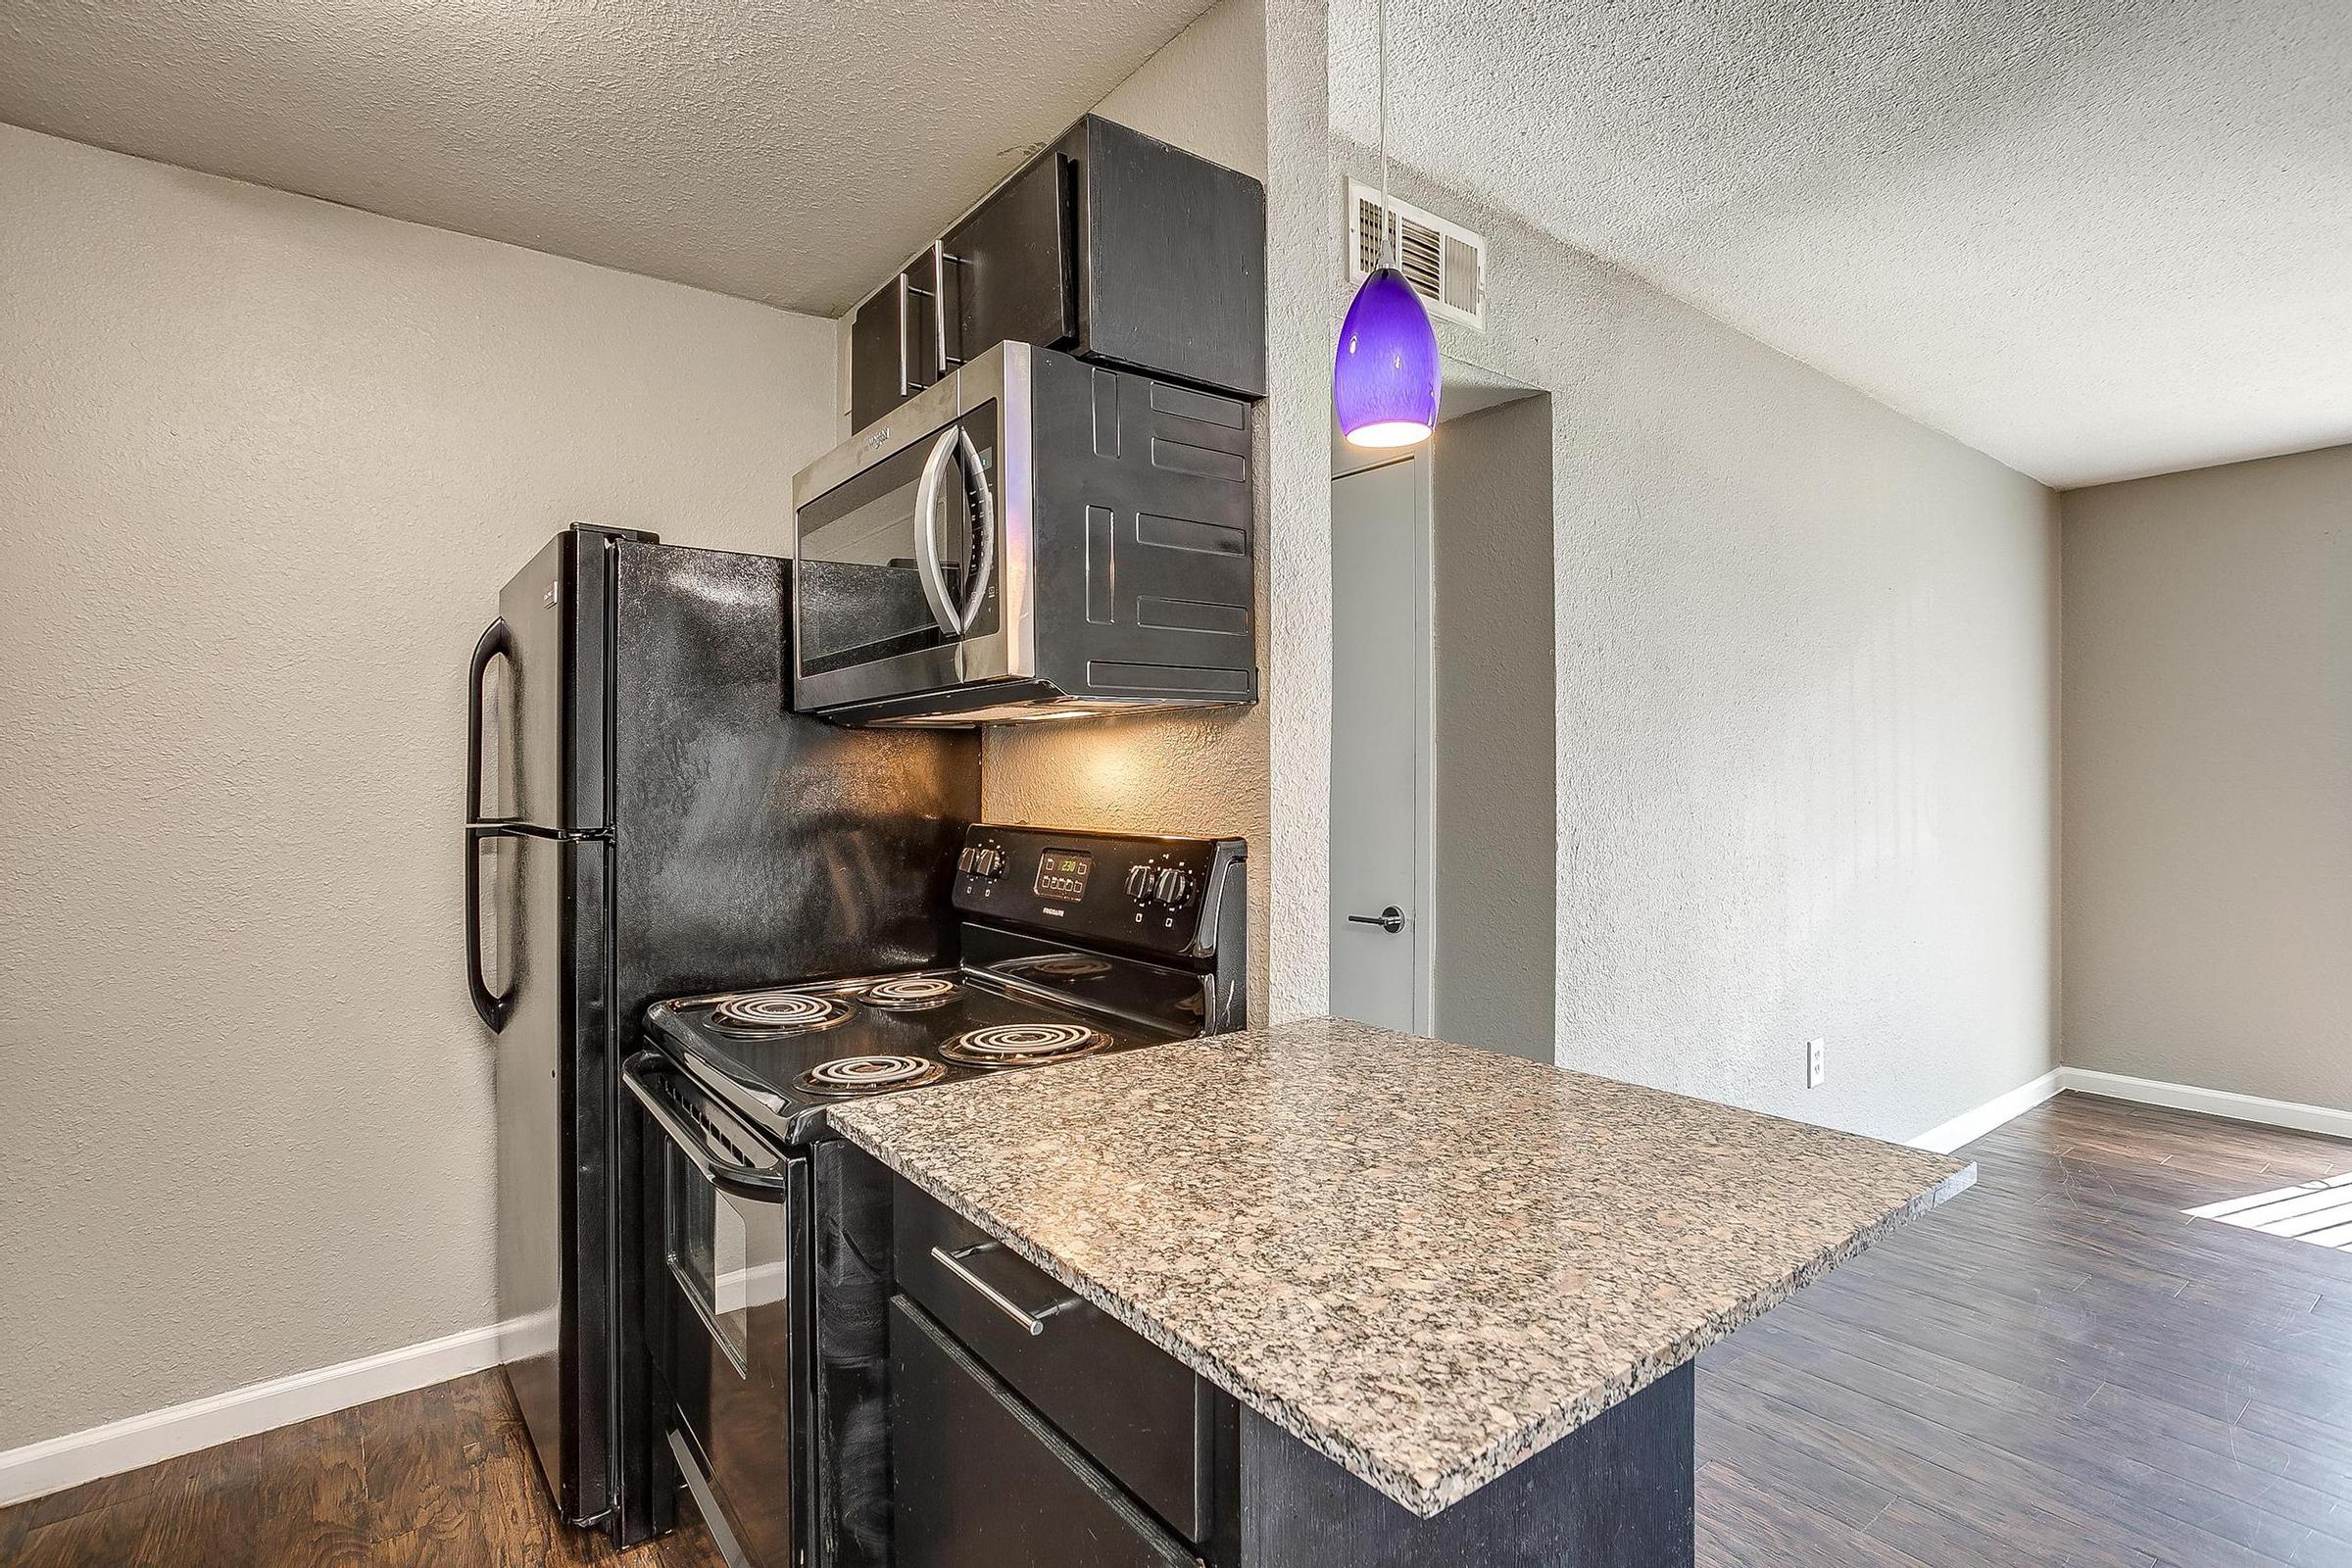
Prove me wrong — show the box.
[789,341,1258,726]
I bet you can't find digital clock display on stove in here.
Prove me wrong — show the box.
[1033,850,1093,902]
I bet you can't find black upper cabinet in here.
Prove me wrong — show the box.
[848,118,1266,434]
[945,152,1077,368]
[849,255,949,432]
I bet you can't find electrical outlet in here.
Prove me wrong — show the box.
[1806,1039,1827,1089]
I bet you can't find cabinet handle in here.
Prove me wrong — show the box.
[932,240,960,373]
[897,271,917,395]
[930,1243,1080,1337]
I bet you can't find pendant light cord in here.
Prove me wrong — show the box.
[1378,0,1395,269]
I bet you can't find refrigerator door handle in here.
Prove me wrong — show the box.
[466,824,517,1034]
[466,617,514,825]
[466,618,517,1033]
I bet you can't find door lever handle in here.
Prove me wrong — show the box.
[1348,906,1406,935]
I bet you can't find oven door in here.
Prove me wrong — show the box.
[625,1053,809,1568]
[790,345,1028,716]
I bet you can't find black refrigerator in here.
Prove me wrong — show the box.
[465,524,977,1541]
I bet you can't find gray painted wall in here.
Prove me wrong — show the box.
[2061,445,2352,1110]
[0,124,840,1451]
[1431,396,1557,1060]
[1352,147,2061,1144]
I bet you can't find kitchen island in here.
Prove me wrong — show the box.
[830,1017,1972,1566]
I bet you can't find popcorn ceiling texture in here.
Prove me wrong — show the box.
[0,125,841,1451]
[832,1017,1973,1517]
[1324,0,2352,487]
[0,0,1220,316]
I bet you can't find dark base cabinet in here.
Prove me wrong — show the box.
[873,1165,1697,1568]
[1236,1365,1694,1568]
[891,1298,1198,1568]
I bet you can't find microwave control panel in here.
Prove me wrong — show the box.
[954,824,1245,959]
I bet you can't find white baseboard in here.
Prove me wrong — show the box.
[1909,1068,2065,1154]
[0,1319,509,1508]
[2058,1068,2352,1143]
[1904,1063,2352,1156]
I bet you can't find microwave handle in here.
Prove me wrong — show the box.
[956,426,996,632]
[912,426,963,636]
[914,425,998,638]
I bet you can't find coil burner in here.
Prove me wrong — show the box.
[795,1054,948,1097]
[859,974,963,1011]
[707,991,855,1036]
[1001,955,1114,984]
[939,1022,1107,1068]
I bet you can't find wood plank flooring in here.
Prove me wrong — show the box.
[6,1090,2350,1565]
[0,1371,722,1568]
[1698,1091,2352,1568]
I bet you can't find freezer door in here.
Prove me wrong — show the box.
[490,528,621,833]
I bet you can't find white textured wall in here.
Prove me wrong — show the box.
[0,125,839,1450]
[981,0,1338,1023]
[1357,151,2060,1143]
[2061,446,2352,1110]
[1431,396,1556,1061]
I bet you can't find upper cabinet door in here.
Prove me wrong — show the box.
[848,277,907,433]
[945,152,1077,370]
[850,260,952,432]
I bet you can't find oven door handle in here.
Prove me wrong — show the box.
[624,1053,794,1202]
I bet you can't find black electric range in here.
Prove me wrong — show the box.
[624,824,1246,1568]
[640,824,1246,1147]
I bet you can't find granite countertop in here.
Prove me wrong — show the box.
[829,1017,1973,1518]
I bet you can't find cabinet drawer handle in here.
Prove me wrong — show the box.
[931,1243,1080,1338]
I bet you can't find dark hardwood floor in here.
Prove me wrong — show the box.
[0,1372,722,1568]
[7,1091,2350,1566]
[1699,1091,2352,1568]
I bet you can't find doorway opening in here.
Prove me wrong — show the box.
[1328,359,1555,1059]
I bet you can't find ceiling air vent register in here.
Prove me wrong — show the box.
[1347,179,1486,330]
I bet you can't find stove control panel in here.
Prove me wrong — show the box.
[954,824,1247,961]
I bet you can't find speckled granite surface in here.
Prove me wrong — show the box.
[829,1017,1973,1518]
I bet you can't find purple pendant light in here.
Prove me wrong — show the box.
[1335,0,1439,449]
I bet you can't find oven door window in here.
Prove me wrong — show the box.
[797,404,1000,676]
[664,1142,804,1568]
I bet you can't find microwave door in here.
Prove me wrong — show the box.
[796,432,956,675]
[794,405,1004,689]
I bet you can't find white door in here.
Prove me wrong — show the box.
[1329,456,1433,1033]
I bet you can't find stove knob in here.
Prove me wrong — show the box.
[956,847,977,874]
[1125,863,1155,901]
[970,846,1005,879]
[1152,866,1196,906]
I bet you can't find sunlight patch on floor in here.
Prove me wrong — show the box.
[2186,1170,2352,1249]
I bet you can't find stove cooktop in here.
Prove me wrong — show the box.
[644,966,1187,1147]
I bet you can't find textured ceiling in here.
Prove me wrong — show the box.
[1332,0,2352,487]
[0,0,1217,317]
